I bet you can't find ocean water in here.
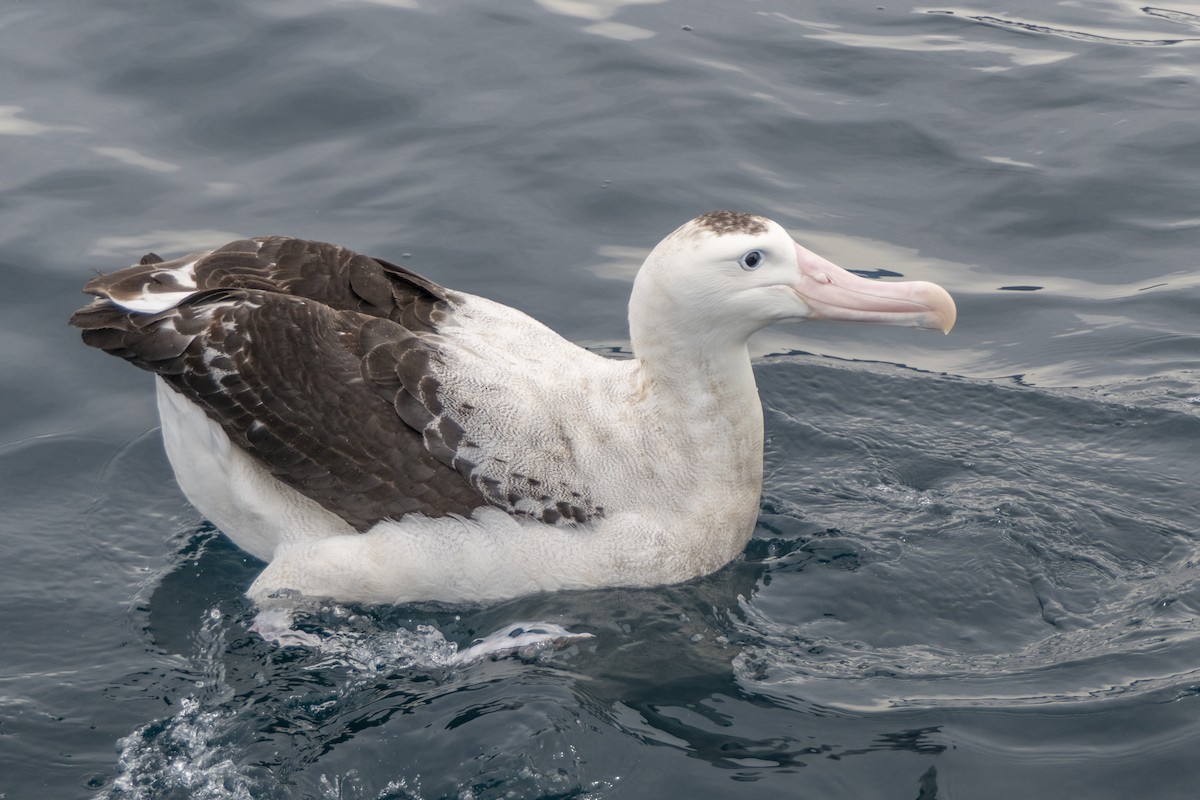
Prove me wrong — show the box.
[2,0,1199,797]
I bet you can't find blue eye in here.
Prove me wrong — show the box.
[739,250,764,270]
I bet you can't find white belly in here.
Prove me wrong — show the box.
[154,378,747,606]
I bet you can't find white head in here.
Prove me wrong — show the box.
[628,211,956,354]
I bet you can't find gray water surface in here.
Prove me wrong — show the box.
[2,1,1198,797]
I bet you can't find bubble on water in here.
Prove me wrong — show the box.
[103,613,593,798]
[107,697,268,800]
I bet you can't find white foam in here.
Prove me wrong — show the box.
[105,611,593,798]
[255,608,593,669]
[108,696,261,799]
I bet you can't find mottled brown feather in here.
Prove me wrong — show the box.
[70,240,485,530]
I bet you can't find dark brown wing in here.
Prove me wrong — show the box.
[79,236,455,331]
[71,239,488,531]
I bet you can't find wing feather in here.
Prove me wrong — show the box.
[72,237,617,531]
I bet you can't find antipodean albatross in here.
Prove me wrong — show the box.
[71,212,956,607]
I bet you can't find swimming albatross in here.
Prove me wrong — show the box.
[71,212,955,606]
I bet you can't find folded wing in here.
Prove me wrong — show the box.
[70,237,610,532]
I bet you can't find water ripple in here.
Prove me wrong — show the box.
[929,6,1200,47]
[739,357,1200,712]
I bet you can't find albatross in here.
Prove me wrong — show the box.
[71,211,955,607]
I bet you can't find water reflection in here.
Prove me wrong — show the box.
[764,11,1075,68]
[92,146,181,174]
[0,105,74,136]
[533,0,666,40]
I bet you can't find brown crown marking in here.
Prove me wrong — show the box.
[694,210,769,236]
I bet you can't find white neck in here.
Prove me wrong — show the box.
[627,279,766,548]
[627,258,765,430]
